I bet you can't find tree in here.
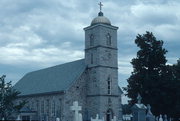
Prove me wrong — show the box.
[124,32,168,115]
[170,59,180,119]
[122,104,132,115]
[0,75,25,120]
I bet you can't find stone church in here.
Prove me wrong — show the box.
[14,8,123,121]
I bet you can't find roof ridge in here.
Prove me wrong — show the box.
[26,59,85,75]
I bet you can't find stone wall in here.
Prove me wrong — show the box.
[16,93,64,121]
[15,70,88,121]
[63,71,88,121]
[84,23,122,121]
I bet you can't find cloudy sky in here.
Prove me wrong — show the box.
[0,0,180,103]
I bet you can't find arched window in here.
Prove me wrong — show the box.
[106,33,111,46]
[46,99,49,114]
[36,100,39,114]
[52,100,56,116]
[90,34,94,46]
[31,101,34,110]
[107,76,112,95]
[58,99,62,119]
[41,100,44,114]
[106,109,113,121]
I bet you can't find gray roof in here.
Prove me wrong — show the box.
[91,12,111,26]
[14,59,86,96]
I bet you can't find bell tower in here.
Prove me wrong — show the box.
[84,3,122,121]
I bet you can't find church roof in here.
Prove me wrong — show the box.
[14,59,86,96]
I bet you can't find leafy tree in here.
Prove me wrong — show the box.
[124,32,180,120]
[170,59,180,120]
[0,75,25,120]
[124,32,168,114]
[160,59,180,120]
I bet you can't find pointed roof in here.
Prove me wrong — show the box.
[14,59,86,96]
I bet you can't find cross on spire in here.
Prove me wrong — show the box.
[98,2,103,12]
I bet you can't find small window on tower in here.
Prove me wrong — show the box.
[106,33,111,46]
[108,81,111,94]
[91,53,94,64]
[107,76,112,95]
[90,34,94,46]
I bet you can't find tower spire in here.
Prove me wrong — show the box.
[98,2,103,16]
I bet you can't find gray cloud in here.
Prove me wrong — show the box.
[0,0,179,89]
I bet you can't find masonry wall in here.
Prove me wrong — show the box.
[15,70,88,121]
[84,24,122,121]
[86,67,122,121]
[63,71,88,121]
[16,93,64,121]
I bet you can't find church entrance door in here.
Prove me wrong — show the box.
[106,109,113,121]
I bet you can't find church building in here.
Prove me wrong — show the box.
[14,5,123,121]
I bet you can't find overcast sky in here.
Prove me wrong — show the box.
[0,0,179,103]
